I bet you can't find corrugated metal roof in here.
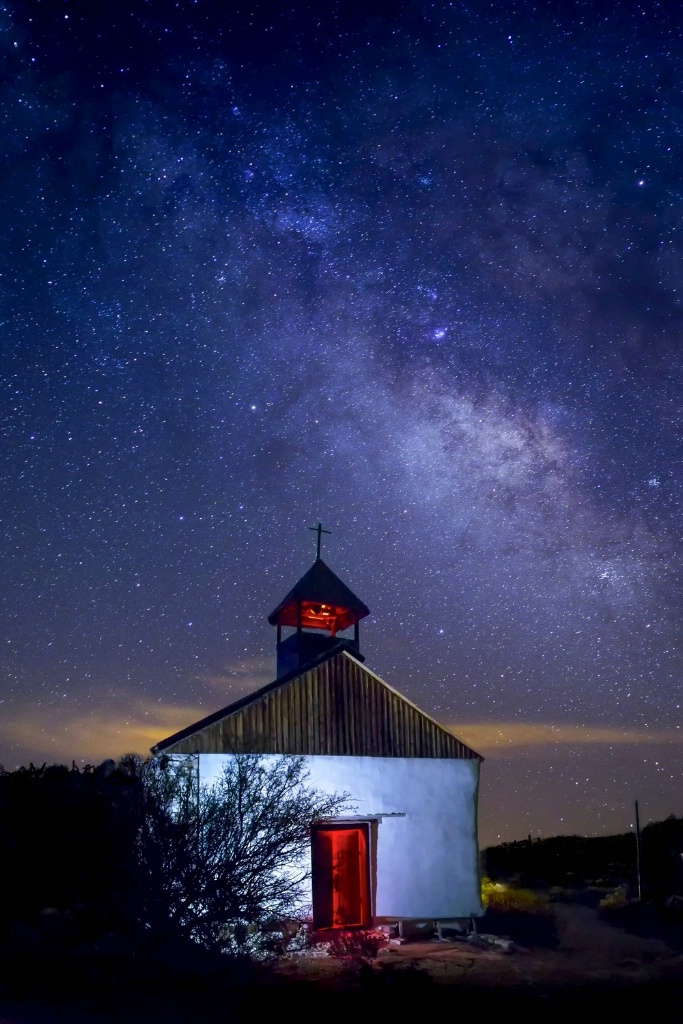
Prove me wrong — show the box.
[152,647,481,761]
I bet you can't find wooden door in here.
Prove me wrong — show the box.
[311,824,371,929]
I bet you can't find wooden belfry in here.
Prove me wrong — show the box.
[268,524,370,678]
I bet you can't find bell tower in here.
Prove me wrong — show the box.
[268,524,370,678]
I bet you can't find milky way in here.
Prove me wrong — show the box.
[1,1,682,843]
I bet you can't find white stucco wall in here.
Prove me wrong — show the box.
[199,753,483,921]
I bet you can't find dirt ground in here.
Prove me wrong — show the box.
[275,903,683,990]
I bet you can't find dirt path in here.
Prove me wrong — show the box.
[554,903,672,964]
[278,904,683,990]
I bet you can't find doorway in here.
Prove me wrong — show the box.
[311,823,371,929]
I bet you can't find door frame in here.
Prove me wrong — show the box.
[310,820,374,929]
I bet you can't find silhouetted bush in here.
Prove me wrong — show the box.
[0,760,141,944]
[316,927,388,960]
[0,754,348,962]
[134,753,348,955]
[482,876,547,912]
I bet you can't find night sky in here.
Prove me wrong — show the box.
[2,0,682,845]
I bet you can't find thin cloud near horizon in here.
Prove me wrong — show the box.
[2,695,681,769]
[451,722,683,754]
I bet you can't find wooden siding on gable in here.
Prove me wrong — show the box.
[160,652,479,760]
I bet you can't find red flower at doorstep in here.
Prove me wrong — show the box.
[313,928,388,959]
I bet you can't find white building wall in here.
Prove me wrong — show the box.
[199,753,483,921]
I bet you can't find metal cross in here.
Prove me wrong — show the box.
[309,521,331,559]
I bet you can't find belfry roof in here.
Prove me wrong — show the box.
[267,558,370,626]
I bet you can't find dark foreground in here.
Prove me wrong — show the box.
[1,957,682,1024]
[1,967,683,1023]
[2,906,682,1024]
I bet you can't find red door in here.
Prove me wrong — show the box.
[311,824,371,929]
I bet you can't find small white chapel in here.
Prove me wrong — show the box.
[152,526,483,930]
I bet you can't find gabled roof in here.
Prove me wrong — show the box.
[152,647,481,761]
[267,558,370,625]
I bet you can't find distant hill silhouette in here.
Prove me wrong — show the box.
[483,817,683,897]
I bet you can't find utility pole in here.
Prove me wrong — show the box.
[634,799,643,901]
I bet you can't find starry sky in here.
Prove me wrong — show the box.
[2,0,682,846]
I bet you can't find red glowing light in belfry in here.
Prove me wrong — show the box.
[267,536,370,642]
[275,600,357,635]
